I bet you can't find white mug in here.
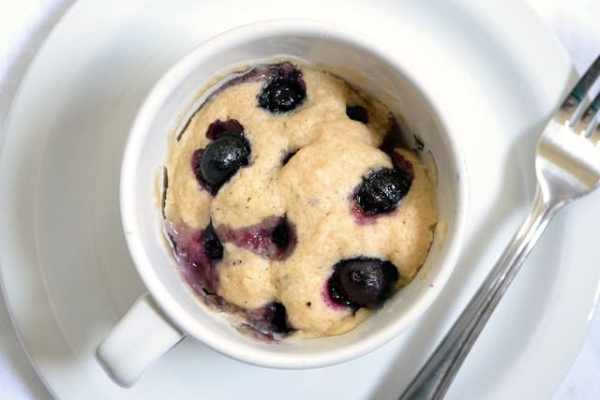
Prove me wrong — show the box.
[97,20,468,387]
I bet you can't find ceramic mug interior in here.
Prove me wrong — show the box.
[121,20,467,369]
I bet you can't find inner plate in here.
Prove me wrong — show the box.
[1,0,599,399]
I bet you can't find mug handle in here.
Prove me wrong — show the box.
[96,294,184,387]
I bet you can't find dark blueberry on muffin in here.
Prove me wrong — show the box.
[346,105,369,123]
[271,217,291,250]
[248,302,292,334]
[191,148,206,187]
[202,223,223,261]
[353,163,413,216]
[268,302,292,334]
[216,216,296,261]
[327,258,399,309]
[192,133,251,194]
[258,63,306,113]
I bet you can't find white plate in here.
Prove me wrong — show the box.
[1,0,599,399]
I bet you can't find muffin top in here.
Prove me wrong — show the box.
[164,62,437,338]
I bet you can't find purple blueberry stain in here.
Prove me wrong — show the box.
[326,257,399,310]
[350,202,387,226]
[166,222,223,297]
[217,216,297,261]
[205,118,244,140]
[247,302,292,335]
[322,284,347,311]
[391,152,415,180]
[167,222,296,339]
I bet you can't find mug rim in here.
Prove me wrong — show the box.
[120,19,468,369]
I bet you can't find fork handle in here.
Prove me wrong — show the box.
[399,188,561,400]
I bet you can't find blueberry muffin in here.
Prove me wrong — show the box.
[163,62,437,339]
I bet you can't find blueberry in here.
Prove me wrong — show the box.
[191,148,205,185]
[249,302,292,335]
[271,218,290,249]
[258,64,306,113]
[268,302,291,334]
[194,133,251,194]
[353,167,412,216]
[205,119,244,140]
[346,105,369,123]
[327,258,399,309]
[203,223,223,261]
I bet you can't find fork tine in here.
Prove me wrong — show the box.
[580,90,600,135]
[562,55,600,124]
[587,112,599,141]
[591,119,600,141]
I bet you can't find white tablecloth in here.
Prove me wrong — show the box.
[0,1,598,398]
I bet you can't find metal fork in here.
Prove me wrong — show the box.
[399,55,600,400]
